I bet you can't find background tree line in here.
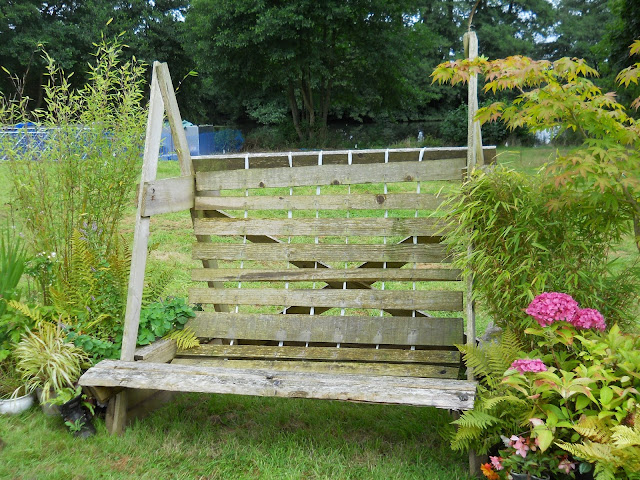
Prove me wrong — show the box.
[1,0,638,147]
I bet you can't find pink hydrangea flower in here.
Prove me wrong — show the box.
[489,456,504,471]
[571,308,606,331]
[525,292,579,326]
[510,359,548,374]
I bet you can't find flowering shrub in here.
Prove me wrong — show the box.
[500,293,640,479]
[509,358,547,374]
[525,292,579,327]
[480,434,576,479]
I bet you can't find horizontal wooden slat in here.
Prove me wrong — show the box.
[79,360,476,409]
[140,175,194,216]
[193,217,448,237]
[192,243,450,263]
[196,158,466,191]
[191,267,461,283]
[189,288,463,311]
[134,339,177,363]
[186,313,463,346]
[192,146,497,171]
[178,344,460,364]
[171,358,459,379]
[195,193,446,211]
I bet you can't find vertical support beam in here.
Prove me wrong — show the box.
[464,31,484,171]
[110,62,165,435]
[155,62,229,312]
[464,31,482,478]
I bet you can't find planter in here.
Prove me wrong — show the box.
[35,388,61,416]
[511,473,549,480]
[0,392,35,415]
[60,394,96,438]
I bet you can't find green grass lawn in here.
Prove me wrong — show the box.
[0,145,631,480]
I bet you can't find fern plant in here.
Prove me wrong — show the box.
[556,413,640,480]
[450,329,531,454]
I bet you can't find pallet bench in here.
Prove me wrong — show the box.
[79,62,493,436]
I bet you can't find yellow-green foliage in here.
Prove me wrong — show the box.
[49,229,130,336]
[450,329,530,453]
[164,327,200,350]
[14,322,90,401]
[556,413,640,480]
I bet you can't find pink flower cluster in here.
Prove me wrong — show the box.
[525,292,606,331]
[510,358,548,374]
[572,308,606,331]
[525,292,578,326]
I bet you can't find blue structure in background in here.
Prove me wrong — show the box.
[159,124,243,160]
[1,123,244,161]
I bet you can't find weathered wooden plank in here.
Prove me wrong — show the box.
[195,193,446,212]
[192,243,450,263]
[191,267,461,283]
[140,175,195,216]
[126,389,178,425]
[171,358,459,379]
[192,146,497,171]
[79,360,476,409]
[134,338,177,363]
[186,313,463,346]
[120,63,164,363]
[193,217,448,237]
[196,158,466,191]
[189,287,463,311]
[178,344,460,364]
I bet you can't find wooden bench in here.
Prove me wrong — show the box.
[79,62,493,436]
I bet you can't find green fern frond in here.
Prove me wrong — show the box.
[593,463,618,480]
[164,327,199,350]
[573,416,612,443]
[556,439,618,464]
[611,424,640,448]
[452,409,499,429]
[7,300,44,324]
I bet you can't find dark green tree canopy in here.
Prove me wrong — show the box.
[184,0,423,140]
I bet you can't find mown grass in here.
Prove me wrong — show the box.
[0,145,622,480]
[0,393,473,480]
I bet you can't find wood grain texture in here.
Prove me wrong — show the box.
[191,267,461,283]
[186,312,463,345]
[192,146,497,171]
[193,217,448,237]
[79,360,476,409]
[141,175,195,216]
[189,287,463,311]
[177,344,460,364]
[134,339,177,363]
[196,158,466,191]
[192,242,450,263]
[195,193,445,212]
[171,358,459,379]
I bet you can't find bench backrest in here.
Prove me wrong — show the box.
[182,148,492,379]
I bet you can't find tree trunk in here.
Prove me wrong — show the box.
[287,82,304,141]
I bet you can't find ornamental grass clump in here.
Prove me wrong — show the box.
[14,322,90,402]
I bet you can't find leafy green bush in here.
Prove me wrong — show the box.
[441,166,639,332]
[1,38,146,298]
[137,297,196,346]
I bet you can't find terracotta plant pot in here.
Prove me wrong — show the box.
[0,392,35,415]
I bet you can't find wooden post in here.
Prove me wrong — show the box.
[464,31,483,478]
[109,62,165,435]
